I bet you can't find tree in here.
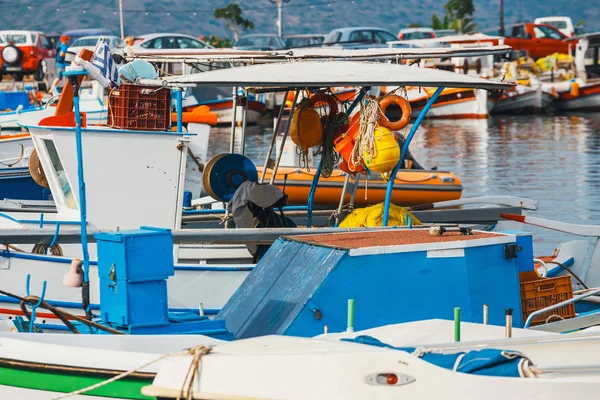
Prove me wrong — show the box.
[213,3,255,42]
[431,0,476,33]
[407,22,424,28]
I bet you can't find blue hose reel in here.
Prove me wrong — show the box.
[202,154,258,202]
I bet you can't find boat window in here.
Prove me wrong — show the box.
[43,139,77,209]
[534,25,564,40]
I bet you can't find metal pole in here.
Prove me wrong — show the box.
[306,159,322,228]
[270,90,300,185]
[260,90,289,183]
[277,0,283,38]
[69,72,91,320]
[229,86,238,154]
[454,307,461,342]
[483,304,489,325]
[240,90,248,156]
[175,88,183,133]
[118,0,125,40]
[382,86,444,226]
[505,308,513,338]
[335,173,351,227]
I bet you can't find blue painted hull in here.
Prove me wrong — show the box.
[0,167,50,200]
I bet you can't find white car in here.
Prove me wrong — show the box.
[534,16,583,38]
[398,27,436,40]
[133,33,213,50]
[68,35,125,56]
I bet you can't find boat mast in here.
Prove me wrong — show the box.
[499,0,504,37]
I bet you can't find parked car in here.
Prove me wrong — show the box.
[68,35,125,56]
[434,29,458,38]
[323,27,399,49]
[134,33,213,50]
[503,23,570,59]
[534,16,583,38]
[234,34,287,51]
[283,34,326,49]
[0,30,55,81]
[398,28,436,40]
[61,29,113,46]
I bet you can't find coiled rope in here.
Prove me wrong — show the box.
[350,97,380,170]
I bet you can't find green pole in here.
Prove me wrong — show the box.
[347,299,355,332]
[454,307,461,342]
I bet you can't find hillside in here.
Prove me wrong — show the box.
[3,0,598,39]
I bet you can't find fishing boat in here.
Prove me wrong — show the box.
[539,33,600,112]
[0,48,518,327]
[3,322,600,399]
[408,86,489,119]
[488,83,556,114]
[0,80,107,129]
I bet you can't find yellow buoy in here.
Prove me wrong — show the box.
[363,126,400,175]
[290,107,323,149]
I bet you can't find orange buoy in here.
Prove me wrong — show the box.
[570,81,580,97]
[290,107,323,149]
[306,93,338,121]
[172,105,218,125]
[335,112,364,174]
[378,95,411,131]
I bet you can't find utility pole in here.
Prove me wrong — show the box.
[499,0,504,36]
[269,0,291,37]
[118,0,125,39]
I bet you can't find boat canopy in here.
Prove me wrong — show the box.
[142,61,513,91]
[129,45,512,62]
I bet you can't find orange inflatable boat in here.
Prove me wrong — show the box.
[258,167,462,206]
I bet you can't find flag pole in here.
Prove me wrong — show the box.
[119,0,125,39]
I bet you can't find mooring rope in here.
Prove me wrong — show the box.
[51,345,213,400]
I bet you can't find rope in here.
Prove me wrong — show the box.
[350,98,379,171]
[177,346,213,400]
[49,345,212,400]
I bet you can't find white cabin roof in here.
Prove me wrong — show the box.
[149,61,512,90]
[130,45,512,62]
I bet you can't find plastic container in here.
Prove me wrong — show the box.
[520,273,575,326]
[108,84,171,131]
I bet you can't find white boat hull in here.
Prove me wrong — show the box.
[410,88,488,119]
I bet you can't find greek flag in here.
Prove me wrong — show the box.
[91,37,119,87]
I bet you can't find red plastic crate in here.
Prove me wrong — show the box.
[520,273,575,326]
[108,84,171,131]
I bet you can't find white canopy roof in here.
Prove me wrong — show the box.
[144,61,512,90]
[130,45,512,63]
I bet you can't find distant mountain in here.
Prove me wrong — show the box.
[4,0,598,39]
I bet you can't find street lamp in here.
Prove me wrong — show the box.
[269,0,291,38]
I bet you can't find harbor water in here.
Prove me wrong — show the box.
[208,114,600,255]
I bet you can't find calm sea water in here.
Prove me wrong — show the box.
[208,114,600,255]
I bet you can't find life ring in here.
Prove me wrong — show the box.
[306,93,338,121]
[378,95,411,131]
[29,148,49,189]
